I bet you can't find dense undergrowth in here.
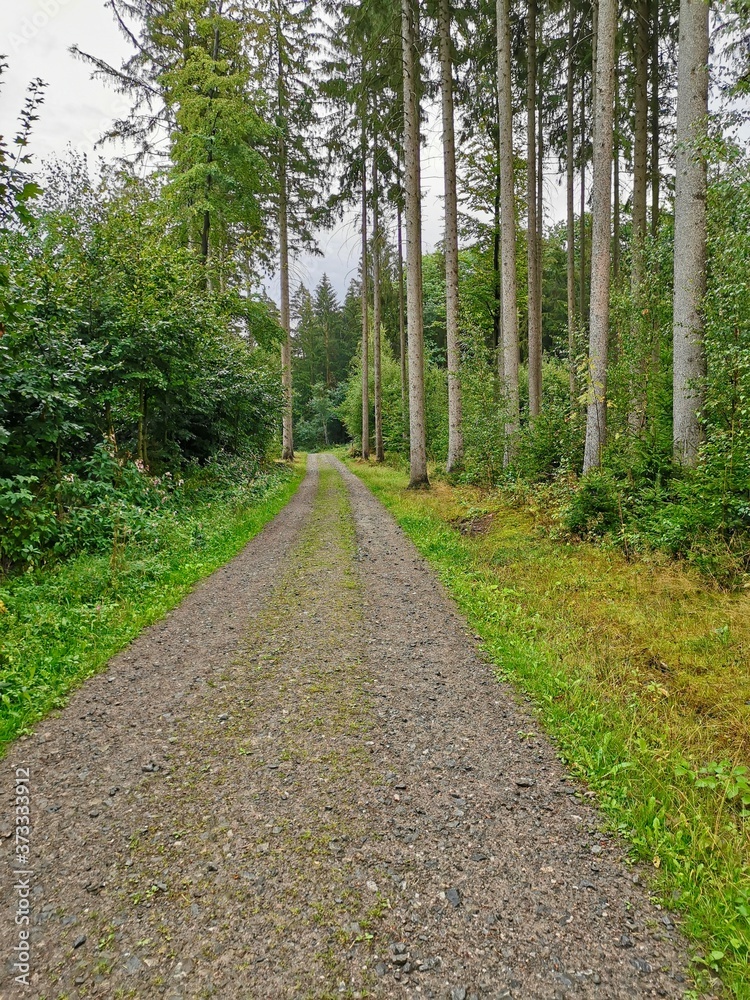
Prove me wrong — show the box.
[348,456,750,999]
[0,454,305,754]
[332,147,750,589]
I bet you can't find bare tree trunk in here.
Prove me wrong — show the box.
[496,0,519,461]
[397,199,407,440]
[277,24,294,463]
[324,315,331,388]
[650,0,660,236]
[583,0,616,473]
[672,0,708,466]
[493,168,502,358]
[372,138,384,462]
[579,81,587,327]
[527,0,542,419]
[360,117,370,461]
[613,63,620,286]
[279,143,294,461]
[592,0,599,95]
[105,400,117,452]
[439,0,464,472]
[567,1,577,408]
[537,37,544,250]
[628,0,649,434]
[402,0,428,487]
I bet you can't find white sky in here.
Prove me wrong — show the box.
[1,0,134,162]
[0,0,449,302]
[3,2,748,304]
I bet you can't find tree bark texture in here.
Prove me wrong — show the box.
[402,0,429,487]
[566,1,577,407]
[439,0,464,471]
[613,70,620,286]
[372,141,384,462]
[579,82,587,327]
[583,0,616,473]
[279,140,294,461]
[628,0,650,434]
[360,117,370,461]
[496,0,520,460]
[672,0,709,465]
[527,0,542,418]
[397,200,407,440]
[650,0,660,235]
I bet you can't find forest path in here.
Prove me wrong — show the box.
[1,454,695,1000]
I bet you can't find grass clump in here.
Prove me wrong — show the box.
[348,457,750,999]
[0,455,305,753]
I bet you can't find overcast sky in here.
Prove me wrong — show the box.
[0,0,454,302]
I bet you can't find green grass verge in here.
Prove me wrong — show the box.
[347,457,750,1000]
[0,456,306,755]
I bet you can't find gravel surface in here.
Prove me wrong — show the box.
[0,455,704,999]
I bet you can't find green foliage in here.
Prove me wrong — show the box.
[514,362,585,481]
[675,759,750,818]
[339,330,405,453]
[0,156,283,570]
[457,336,506,485]
[563,468,622,538]
[0,459,304,752]
[163,14,273,267]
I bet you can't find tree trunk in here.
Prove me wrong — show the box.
[402,0,428,487]
[439,0,464,472]
[324,315,331,388]
[628,0,649,434]
[650,0,660,236]
[278,37,293,462]
[279,153,293,461]
[200,24,220,269]
[566,1,577,408]
[583,0,616,473]
[493,169,501,356]
[105,400,117,452]
[526,0,542,419]
[397,199,407,440]
[372,139,384,462]
[592,0,599,95]
[360,117,370,461]
[496,0,519,460]
[613,67,620,286]
[537,42,543,251]
[579,81,587,326]
[672,0,709,466]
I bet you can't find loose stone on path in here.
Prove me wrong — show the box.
[0,455,706,999]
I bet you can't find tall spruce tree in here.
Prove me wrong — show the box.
[402,0,429,486]
[496,0,519,461]
[583,0,616,472]
[251,0,324,460]
[672,0,709,465]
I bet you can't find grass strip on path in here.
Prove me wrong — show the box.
[347,457,750,1000]
[0,456,306,756]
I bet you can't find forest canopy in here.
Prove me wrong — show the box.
[1,0,750,581]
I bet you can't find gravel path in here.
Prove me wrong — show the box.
[0,455,699,1000]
